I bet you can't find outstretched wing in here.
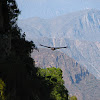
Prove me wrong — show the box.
[54,46,67,49]
[40,44,51,48]
[33,46,39,52]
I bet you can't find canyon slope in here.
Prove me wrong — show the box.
[32,48,100,100]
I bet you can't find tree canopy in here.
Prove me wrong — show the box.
[37,67,68,100]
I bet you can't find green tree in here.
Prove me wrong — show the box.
[1,0,20,33]
[0,0,37,99]
[69,96,77,100]
[0,79,5,100]
[37,67,68,100]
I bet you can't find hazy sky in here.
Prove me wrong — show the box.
[16,0,100,19]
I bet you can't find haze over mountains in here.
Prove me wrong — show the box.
[18,9,100,79]
[17,0,100,19]
[18,9,100,41]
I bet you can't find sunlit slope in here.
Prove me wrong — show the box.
[32,37,100,79]
[32,48,100,100]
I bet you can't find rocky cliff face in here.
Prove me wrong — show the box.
[31,48,100,100]
[30,37,100,79]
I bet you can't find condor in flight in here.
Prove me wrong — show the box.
[40,44,68,51]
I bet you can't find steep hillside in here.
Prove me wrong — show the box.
[31,48,100,100]
[31,37,100,79]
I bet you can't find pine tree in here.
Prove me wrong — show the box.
[0,0,36,99]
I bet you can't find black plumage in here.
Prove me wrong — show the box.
[40,44,67,51]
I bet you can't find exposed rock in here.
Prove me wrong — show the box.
[31,48,100,100]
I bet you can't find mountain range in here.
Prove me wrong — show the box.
[32,48,100,100]
[18,9,100,79]
[18,9,100,41]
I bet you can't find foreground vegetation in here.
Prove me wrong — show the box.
[0,0,77,100]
